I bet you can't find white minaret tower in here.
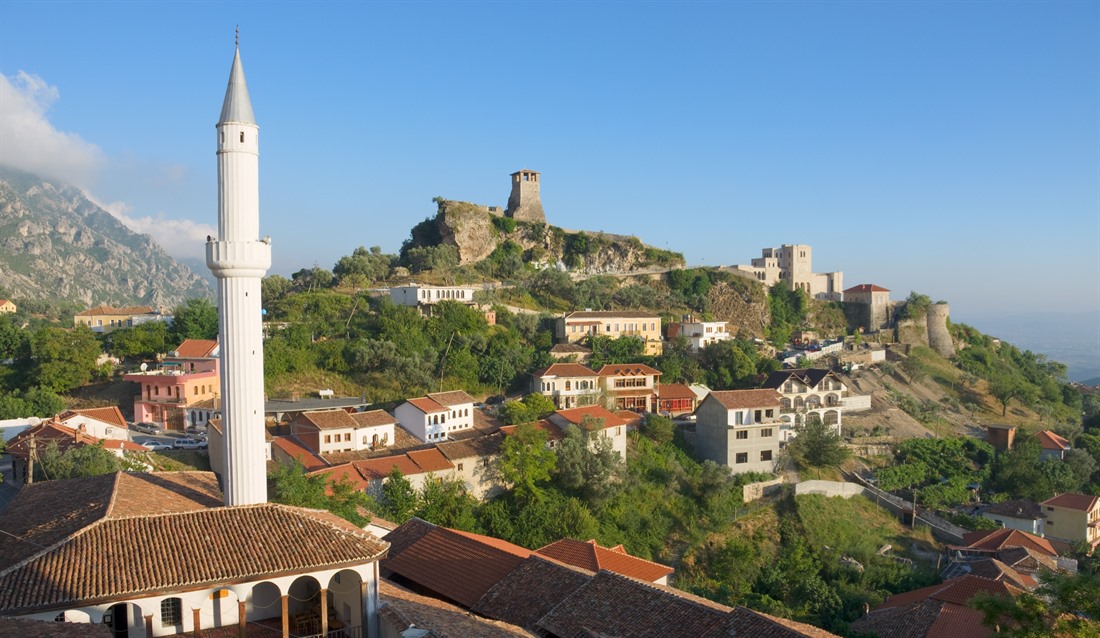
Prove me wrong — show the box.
[207,31,271,506]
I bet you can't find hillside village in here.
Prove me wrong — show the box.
[0,44,1097,638]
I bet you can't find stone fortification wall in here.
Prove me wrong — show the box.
[895,318,929,347]
[926,303,955,357]
[743,477,785,502]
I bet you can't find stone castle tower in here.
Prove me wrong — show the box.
[206,38,271,506]
[926,303,955,358]
[505,169,546,223]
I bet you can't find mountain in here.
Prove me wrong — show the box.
[0,166,213,308]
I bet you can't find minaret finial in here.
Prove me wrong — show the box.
[235,25,239,48]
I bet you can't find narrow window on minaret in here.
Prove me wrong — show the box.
[220,132,224,143]
[240,132,245,143]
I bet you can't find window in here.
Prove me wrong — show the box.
[761,450,773,462]
[457,462,464,471]
[736,430,748,440]
[735,453,748,464]
[754,410,762,422]
[161,598,182,626]
[761,428,773,437]
[324,435,331,444]
[344,433,351,442]
[240,131,245,143]
[1047,507,1055,512]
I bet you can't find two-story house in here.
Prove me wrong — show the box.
[597,364,661,413]
[546,405,629,459]
[56,407,130,441]
[73,304,170,333]
[555,310,663,355]
[761,368,848,442]
[695,389,783,473]
[123,339,221,430]
[666,317,730,352]
[394,390,476,443]
[289,409,397,455]
[656,383,698,417]
[531,363,601,409]
[1041,492,1100,547]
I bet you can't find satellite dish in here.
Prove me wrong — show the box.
[140,362,148,372]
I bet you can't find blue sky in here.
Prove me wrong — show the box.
[1,1,1098,325]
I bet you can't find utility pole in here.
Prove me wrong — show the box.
[27,434,36,485]
[911,489,917,529]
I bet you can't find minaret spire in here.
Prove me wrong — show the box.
[207,41,270,507]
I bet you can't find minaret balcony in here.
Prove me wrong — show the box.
[206,239,271,278]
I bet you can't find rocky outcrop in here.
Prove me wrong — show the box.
[416,199,684,274]
[0,166,213,307]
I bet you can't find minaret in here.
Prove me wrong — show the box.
[207,32,271,506]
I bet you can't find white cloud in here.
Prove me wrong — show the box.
[84,192,216,261]
[0,71,104,186]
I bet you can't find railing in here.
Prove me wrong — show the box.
[298,626,362,638]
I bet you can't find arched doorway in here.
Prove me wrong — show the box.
[288,575,324,636]
[103,602,145,638]
[205,587,240,629]
[328,569,365,632]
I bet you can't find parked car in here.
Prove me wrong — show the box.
[142,440,173,451]
[172,438,208,450]
[185,425,206,436]
[132,422,164,435]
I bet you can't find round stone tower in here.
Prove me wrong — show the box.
[926,303,955,358]
[505,169,546,223]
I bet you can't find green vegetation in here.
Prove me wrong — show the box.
[33,441,145,481]
[972,570,1100,637]
[767,282,808,347]
[787,417,850,469]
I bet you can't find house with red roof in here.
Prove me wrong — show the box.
[695,389,783,473]
[5,420,148,482]
[598,363,662,413]
[311,448,456,498]
[1036,430,1072,461]
[1041,492,1100,547]
[55,407,130,441]
[761,368,849,442]
[122,339,221,430]
[530,363,601,409]
[850,575,1021,638]
[72,304,167,333]
[978,499,1046,536]
[657,382,698,416]
[535,538,674,585]
[547,405,629,459]
[289,408,396,455]
[0,299,15,314]
[555,310,664,355]
[394,390,476,443]
[843,283,892,331]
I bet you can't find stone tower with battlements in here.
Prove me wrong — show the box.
[505,169,546,223]
[206,38,271,506]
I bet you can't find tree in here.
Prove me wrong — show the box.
[642,413,675,445]
[168,298,219,343]
[270,462,377,525]
[495,422,556,500]
[972,570,1100,637]
[988,372,1037,417]
[554,422,622,504]
[29,324,101,393]
[34,441,127,481]
[380,467,419,523]
[0,387,66,419]
[0,314,29,361]
[416,476,478,530]
[107,321,168,359]
[786,418,848,468]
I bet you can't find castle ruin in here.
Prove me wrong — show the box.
[505,169,546,223]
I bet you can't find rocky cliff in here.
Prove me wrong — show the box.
[0,166,213,307]
[416,199,684,274]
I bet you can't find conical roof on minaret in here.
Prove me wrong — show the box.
[219,46,255,125]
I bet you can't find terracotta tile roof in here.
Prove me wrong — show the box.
[616,410,644,427]
[351,455,425,481]
[406,396,448,414]
[963,558,1036,589]
[427,390,476,407]
[994,546,1058,573]
[597,363,662,377]
[982,499,1044,520]
[172,338,218,358]
[310,462,372,492]
[407,447,456,473]
[472,555,594,628]
[436,432,504,461]
[0,472,388,614]
[761,369,835,390]
[0,616,112,637]
[500,419,565,442]
[1041,492,1099,512]
[657,383,697,400]
[855,575,1018,638]
[382,525,530,608]
[58,406,128,429]
[351,409,397,427]
[6,421,106,459]
[75,305,154,316]
[565,310,660,320]
[271,435,329,471]
[723,607,841,637]
[381,517,437,558]
[959,528,1058,556]
[380,580,535,637]
[104,438,150,452]
[535,538,673,582]
[533,363,598,378]
[551,405,628,428]
[1036,430,1071,451]
[843,284,890,293]
[293,408,358,431]
[705,389,782,410]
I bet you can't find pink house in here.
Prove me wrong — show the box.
[123,339,221,430]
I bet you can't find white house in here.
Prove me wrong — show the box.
[389,285,477,315]
[547,405,629,460]
[0,471,388,637]
[289,409,397,455]
[761,368,849,442]
[56,407,130,441]
[979,499,1046,536]
[531,363,601,409]
[666,318,731,352]
[394,391,476,443]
